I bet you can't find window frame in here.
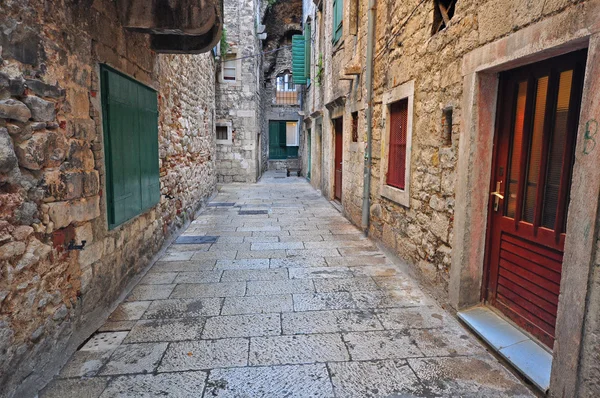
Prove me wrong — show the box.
[220,52,241,84]
[286,121,300,147]
[380,80,415,208]
[274,71,300,105]
[216,121,233,145]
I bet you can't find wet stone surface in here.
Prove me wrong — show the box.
[42,176,535,397]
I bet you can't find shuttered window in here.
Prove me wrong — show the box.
[101,66,160,229]
[333,0,343,44]
[387,99,408,190]
[292,35,307,85]
[222,54,237,81]
[305,22,312,83]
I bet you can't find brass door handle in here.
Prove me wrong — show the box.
[491,181,503,211]
[491,191,504,200]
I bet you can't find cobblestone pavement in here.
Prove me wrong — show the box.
[40,174,535,397]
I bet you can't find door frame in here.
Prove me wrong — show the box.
[481,51,586,348]
[449,10,600,396]
[333,117,343,201]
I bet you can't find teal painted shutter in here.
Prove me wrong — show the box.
[333,0,343,43]
[101,66,159,229]
[278,121,287,147]
[269,121,287,160]
[292,35,307,85]
[138,85,160,210]
[305,23,311,83]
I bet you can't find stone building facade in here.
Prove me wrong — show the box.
[261,0,304,172]
[301,0,600,395]
[0,1,219,396]
[215,0,265,183]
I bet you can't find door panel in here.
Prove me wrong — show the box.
[334,118,343,200]
[485,50,586,348]
[269,121,287,159]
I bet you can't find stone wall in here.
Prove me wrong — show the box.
[215,0,263,183]
[0,1,217,396]
[304,0,594,298]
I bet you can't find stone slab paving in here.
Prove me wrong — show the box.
[40,174,535,397]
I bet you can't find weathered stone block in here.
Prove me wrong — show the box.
[14,202,38,225]
[15,238,52,272]
[15,131,67,170]
[23,96,56,122]
[25,79,65,98]
[12,226,33,241]
[65,140,95,170]
[69,119,97,141]
[75,223,94,244]
[47,196,100,229]
[42,170,82,201]
[0,241,27,260]
[0,127,18,173]
[0,99,31,122]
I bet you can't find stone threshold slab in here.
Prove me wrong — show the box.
[458,306,551,393]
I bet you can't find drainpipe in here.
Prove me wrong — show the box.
[361,0,377,235]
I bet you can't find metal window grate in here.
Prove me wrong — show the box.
[216,126,228,140]
[387,99,408,190]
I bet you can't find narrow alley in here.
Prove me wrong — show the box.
[40,173,533,397]
[3,0,600,397]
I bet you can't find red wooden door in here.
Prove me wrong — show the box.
[334,118,343,200]
[485,50,586,348]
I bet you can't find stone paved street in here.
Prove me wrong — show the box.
[40,174,535,397]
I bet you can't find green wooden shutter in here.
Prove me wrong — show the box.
[138,85,160,210]
[278,121,287,147]
[333,0,343,43]
[269,121,287,160]
[101,66,159,229]
[305,23,311,83]
[292,35,307,85]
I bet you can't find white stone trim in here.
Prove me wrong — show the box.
[380,80,415,208]
[216,120,233,145]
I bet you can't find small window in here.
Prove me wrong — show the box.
[216,126,228,140]
[351,111,358,142]
[275,71,299,105]
[432,0,456,35]
[442,106,453,145]
[286,122,299,146]
[222,54,237,81]
[380,80,414,207]
[387,99,408,190]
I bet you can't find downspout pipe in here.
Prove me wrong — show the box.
[361,0,377,235]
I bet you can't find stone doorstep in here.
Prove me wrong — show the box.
[457,306,552,393]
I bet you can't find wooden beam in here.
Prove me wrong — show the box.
[438,1,451,25]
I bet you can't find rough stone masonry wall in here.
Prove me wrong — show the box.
[216,0,263,183]
[322,0,592,300]
[0,1,216,396]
